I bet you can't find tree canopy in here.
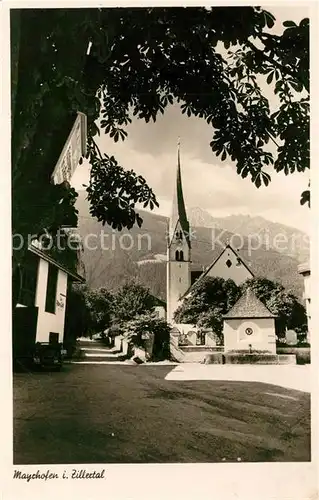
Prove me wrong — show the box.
[112,281,155,324]
[174,276,307,339]
[241,277,307,336]
[12,7,309,271]
[64,283,113,344]
[174,277,241,338]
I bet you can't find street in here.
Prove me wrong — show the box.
[13,364,310,464]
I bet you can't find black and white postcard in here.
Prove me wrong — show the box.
[1,1,318,499]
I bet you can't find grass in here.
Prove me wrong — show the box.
[13,364,310,464]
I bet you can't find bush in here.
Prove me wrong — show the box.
[108,325,122,338]
[122,313,171,360]
[69,343,85,360]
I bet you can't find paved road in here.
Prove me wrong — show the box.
[13,364,310,464]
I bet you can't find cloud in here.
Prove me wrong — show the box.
[71,129,310,232]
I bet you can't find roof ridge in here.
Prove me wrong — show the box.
[224,287,276,319]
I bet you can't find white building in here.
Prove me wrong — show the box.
[193,244,254,287]
[166,145,191,323]
[223,288,277,353]
[166,145,254,326]
[298,261,311,342]
[14,244,84,349]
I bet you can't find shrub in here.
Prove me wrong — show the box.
[122,313,171,360]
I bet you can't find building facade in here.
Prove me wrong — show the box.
[223,288,277,353]
[14,244,84,349]
[298,261,311,342]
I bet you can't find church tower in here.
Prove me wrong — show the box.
[166,142,191,324]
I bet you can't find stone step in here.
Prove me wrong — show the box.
[182,352,212,363]
[80,353,126,362]
[78,341,109,348]
[180,346,223,353]
[81,347,121,354]
[82,351,123,358]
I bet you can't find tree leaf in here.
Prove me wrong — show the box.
[266,71,274,84]
[283,20,297,27]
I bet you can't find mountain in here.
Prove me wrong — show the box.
[75,192,306,301]
[188,206,221,229]
[188,207,309,264]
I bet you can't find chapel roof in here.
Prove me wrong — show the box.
[224,287,276,319]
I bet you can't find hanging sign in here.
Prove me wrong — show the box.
[51,111,87,185]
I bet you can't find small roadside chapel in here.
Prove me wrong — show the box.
[223,288,277,353]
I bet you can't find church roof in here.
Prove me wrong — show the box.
[168,144,190,247]
[224,288,276,319]
[201,244,254,281]
[180,244,254,300]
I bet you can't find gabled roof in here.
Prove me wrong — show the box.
[29,245,85,283]
[180,244,254,300]
[202,244,254,281]
[224,288,276,319]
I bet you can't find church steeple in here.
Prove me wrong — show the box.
[166,140,191,323]
[169,140,190,246]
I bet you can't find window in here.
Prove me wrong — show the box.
[176,230,183,240]
[49,332,59,344]
[226,259,232,268]
[175,250,184,262]
[19,253,39,307]
[45,264,58,313]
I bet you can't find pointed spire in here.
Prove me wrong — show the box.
[176,139,188,230]
[169,139,190,245]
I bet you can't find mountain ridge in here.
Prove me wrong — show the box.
[75,192,307,301]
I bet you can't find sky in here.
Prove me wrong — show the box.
[71,4,310,233]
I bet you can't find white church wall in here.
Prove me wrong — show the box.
[223,317,276,353]
[206,247,252,285]
[166,261,191,323]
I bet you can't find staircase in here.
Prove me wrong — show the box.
[74,339,128,363]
